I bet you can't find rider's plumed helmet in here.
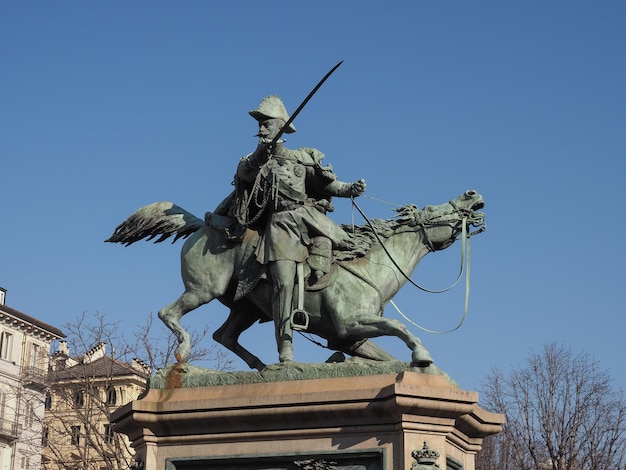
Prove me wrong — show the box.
[249,95,296,133]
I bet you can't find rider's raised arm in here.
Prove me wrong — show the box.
[236,154,257,182]
[301,147,366,199]
[236,144,270,182]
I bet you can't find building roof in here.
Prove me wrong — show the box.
[0,304,65,339]
[49,355,150,382]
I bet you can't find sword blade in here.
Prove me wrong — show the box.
[270,60,343,147]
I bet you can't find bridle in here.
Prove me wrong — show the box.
[351,197,486,293]
[403,198,486,251]
[350,196,486,334]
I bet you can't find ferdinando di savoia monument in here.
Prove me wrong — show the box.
[107,62,502,470]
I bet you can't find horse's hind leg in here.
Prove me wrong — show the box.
[213,304,266,371]
[158,290,209,362]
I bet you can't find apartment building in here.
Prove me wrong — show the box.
[0,288,65,470]
[42,342,149,470]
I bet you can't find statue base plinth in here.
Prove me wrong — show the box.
[111,367,503,469]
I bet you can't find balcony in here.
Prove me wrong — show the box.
[21,365,48,390]
[0,417,18,441]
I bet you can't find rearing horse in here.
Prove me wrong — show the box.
[107,190,485,369]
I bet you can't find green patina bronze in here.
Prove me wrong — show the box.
[107,185,485,370]
[107,90,486,373]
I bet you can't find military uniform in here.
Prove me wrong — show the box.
[235,145,354,265]
[222,95,364,363]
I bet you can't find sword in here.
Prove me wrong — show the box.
[268,60,343,148]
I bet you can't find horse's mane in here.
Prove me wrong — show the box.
[336,204,419,260]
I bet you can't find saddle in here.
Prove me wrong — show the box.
[204,212,366,301]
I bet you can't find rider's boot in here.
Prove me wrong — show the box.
[271,261,296,363]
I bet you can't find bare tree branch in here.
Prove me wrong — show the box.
[31,311,234,469]
[476,342,626,470]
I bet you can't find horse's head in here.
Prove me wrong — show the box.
[395,190,486,251]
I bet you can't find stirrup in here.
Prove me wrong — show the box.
[291,309,309,331]
[291,263,309,331]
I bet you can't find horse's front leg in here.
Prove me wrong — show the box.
[334,339,397,362]
[158,290,210,362]
[335,315,433,368]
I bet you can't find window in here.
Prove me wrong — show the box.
[70,425,81,445]
[42,426,49,446]
[20,456,30,469]
[24,401,34,428]
[106,387,117,405]
[103,424,114,444]
[44,392,52,410]
[0,331,12,360]
[73,390,84,408]
[28,342,42,369]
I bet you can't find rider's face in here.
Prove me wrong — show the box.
[256,118,284,142]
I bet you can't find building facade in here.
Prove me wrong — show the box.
[43,342,149,470]
[0,288,65,470]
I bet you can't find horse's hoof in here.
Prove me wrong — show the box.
[325,352,346,363]
[411,348,433,368]
[278,341,294,363]
[175,345,190,363]
[411,359,433,368]
[251,360,267,371]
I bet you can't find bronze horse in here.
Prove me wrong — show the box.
[107,190,485,369]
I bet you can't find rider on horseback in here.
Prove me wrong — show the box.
[221,95,366,363]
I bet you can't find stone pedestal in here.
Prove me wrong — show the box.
[112,367,503,469]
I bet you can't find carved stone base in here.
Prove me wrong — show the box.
[111,367,503,469]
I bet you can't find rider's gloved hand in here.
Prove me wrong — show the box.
[350,179,366,197]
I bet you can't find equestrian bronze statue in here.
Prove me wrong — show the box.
[107,188,485,369]
[107,67,486,369]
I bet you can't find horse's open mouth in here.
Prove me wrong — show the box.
[472,201,485,211]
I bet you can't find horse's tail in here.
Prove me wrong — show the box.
[105,202,204,246]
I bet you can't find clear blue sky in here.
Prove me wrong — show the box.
[2,2,625,396]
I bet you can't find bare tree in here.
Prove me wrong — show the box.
[36,311,233,470]
[476,342,626,470]
[127,312,234,372]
